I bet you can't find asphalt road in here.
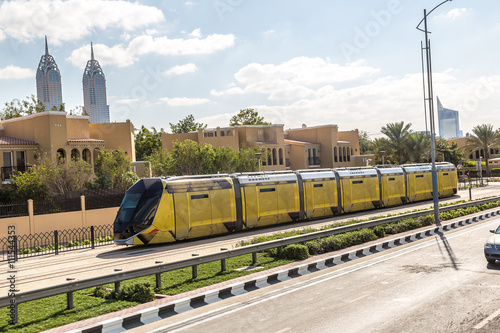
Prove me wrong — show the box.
[135,215,500,333]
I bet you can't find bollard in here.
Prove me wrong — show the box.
[192,265,198,279]
[469,186,472,201]
[114,281,120,293]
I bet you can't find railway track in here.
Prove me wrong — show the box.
[1,185,498,294]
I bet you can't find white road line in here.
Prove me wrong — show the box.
[152,217,500,333]
[473,307,500,329]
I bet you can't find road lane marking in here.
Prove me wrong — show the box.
[473,307,500,329]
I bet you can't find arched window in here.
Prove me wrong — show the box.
[279,148,283,165]
[57,148,66,164]
[267,148,272,166]
[347,147,351,162]
[334,147,337,163]
[339,147,343,163]
[82,148,91,163]
[272,148,277,165]
[343,147,347,162]
[71,148,80,161]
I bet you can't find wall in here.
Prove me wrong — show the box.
[89,120,136,161]
[66,116,91,138]
[338,129,361,156]
[0,207,118,238]
[162,132,199,151]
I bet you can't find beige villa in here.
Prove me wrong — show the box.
[0,111,135,183]
[163,123,372,171]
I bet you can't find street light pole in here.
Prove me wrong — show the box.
[380,150,385,165]
[417,0,452,224]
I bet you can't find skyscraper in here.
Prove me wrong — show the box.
[83,43,110,123]
[36,36,64,111]
[437,97,462,139]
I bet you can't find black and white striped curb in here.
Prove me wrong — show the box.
[67,209,500,333]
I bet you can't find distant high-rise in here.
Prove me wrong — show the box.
[83,43,110,123]
[437,97,462,139]
[36,36,64,111]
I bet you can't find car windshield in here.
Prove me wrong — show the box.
[495,226,500,234]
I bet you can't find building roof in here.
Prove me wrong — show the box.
[284,139,320,146]
[0,135,38,146]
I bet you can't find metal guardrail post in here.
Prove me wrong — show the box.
[192,265,198,279]
[67,292,73,309]
[252,252,257,265]
[91,226,95,249]
[54,231,59,256]
[221,258,226,272]
[10,303,18,324]
[155,273,162,288]
[114,281,120,294]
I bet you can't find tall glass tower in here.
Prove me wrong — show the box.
[437,97,462,139]
[83,43,110,123]
[36,36,64,111]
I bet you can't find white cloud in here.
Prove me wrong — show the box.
[0,65,35,79]
[211,57,379,100]
[199,113,233,128]
[159,97,210,107]
[189,28,202,38]
[116,99,140,105]
[436,8,470,20]
[128,33,235,56]
[0,0,164,43]
[164,63,198,76]
[67,43,136,68]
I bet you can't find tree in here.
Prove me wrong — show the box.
[92,149,138,190]
[171,140,215,175]
[435,138,463,166]
[358,130,374,154]
[465,124,500,176]
[213,146,239,174]
[169,114,206,133]
[229,108,271,126]
[1,95,45,120]
[380,121,412,164]
[406,132,429,163]
[148,149,175,177]
[135,126,163,161]
[236,146,262,172]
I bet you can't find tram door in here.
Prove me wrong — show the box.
[173,192,190,239]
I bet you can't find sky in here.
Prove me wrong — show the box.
[0,0,499,139]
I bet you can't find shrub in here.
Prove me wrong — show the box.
[93,285,110,299]
[111,282,155,303]
[269,244,310,260]
[373,225,386,238]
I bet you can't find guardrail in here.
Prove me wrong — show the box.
[3,196,500,323]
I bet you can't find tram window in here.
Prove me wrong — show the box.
[313,184,323,188]
[260,188,276,193]
[443,173,449,176]
[191,194,209,199]
[416,175,424,178]
[388,178,395,181]
[353,180,363,184]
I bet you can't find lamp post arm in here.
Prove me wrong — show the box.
[416,0,453,32]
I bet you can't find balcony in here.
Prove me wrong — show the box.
[308,157,321,167]
[1,165,27,183]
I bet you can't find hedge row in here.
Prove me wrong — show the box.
[266,200,500,260]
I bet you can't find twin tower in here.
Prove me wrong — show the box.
[36,36,110,123]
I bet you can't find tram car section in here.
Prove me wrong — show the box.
[337,168,381,213]
[237,172,301,228]
[402,164,433,203]
[377,166,406,207]
[297,169,341,219]
[436,163,458,197]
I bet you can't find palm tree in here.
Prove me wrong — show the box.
[380,121,412,164]
[406,132,429,163]
[466,124,500,176]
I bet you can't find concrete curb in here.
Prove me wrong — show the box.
[62,209,500,333]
